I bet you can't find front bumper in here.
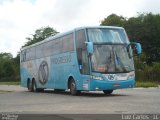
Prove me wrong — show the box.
[89,79,135,91]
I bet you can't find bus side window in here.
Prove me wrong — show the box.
[53,38,62,54]
[43,41,53,57]
[36,44,44,59]
[26,47,35,61]
[62,33,74,53]
[76,30,90,75]
[21,50,26,62]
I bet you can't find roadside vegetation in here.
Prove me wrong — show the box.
[0,82,20,85]
[0,13,160,87]
[0,91,11,94]
[0,26,58,85]
[101,13,160,87]
[136,81,159,88]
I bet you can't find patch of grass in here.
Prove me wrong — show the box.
[136,81,159,88]
[0,90,12,94]
[0,82,20,85]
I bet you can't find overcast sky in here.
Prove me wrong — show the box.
[0,0,160,57]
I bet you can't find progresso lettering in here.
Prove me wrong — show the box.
[52,55,71,64]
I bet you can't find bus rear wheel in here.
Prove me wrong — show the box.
[27,80,33,92]
[103,90,113,95]
[69,79,80,96]
[32,80,37,92]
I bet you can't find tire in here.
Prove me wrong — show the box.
[27,80,33,92]
[32,80,38,92]
[69,79,80,96]
[103,90,113,95]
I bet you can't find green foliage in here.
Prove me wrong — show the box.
[136,81,159,88]
[0,53,19,82]
[0,26,58,82]
[134,52,160,83]
[1,17,160,85]
[101,13,160,83]
[126,13,160,63]
[101,14,126,26]
[13,53,20,81]
[0,82,20,85]
[23,26,59,47]
[136,62,160,82]
[101,13,160,64]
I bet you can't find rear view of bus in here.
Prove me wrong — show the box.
[75,26,142,95]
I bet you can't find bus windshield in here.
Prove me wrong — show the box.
[87,28,129,43]
[87,28,134,73]
[91,44,134,73]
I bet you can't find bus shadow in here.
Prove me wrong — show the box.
[79,92,128,97]
[43,90,129,97]
[22,90,129,97]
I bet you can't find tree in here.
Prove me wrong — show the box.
[0,52,13,59]
[0,26,59,82]
[142,13,160,63]
[125,13,160,63]
[0,53,15,81]
[101,13,160,63]
[0,52,20,82]
[23,26,59,47]
[101,14,126,27]
[13,53,20,80]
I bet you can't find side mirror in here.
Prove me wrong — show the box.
[85,42,94,55]
[130,42,142,55]
[135,43,142,55]
[79,65,83,70]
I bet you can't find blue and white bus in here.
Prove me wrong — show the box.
[20,26,142,95]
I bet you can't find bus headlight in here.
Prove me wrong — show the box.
[127,71,135,80]
[91,75,103,80]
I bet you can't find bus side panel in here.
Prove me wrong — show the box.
[51,52,78,89]
[20,60,37,88]
[35,56,53,89]
[66,52,85,90]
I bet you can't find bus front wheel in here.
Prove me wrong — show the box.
[69,79,80,96]
[103,90,113,95]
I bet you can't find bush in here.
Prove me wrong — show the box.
[136,62,160,82]
[0,76,19,82]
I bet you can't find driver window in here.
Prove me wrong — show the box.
[76,30,90,75]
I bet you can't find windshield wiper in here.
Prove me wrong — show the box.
[114,51,128,72]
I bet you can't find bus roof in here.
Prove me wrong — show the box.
[74,26,123,31]
[21,26,124,51]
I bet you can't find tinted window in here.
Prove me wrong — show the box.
[36,44,44,59]
[22,33,74,60]
[53,38,62,54]
[87,28,129,43]
[25,47,35,61]
[62,33,74,53]
[76,29,90,74]
[21,50,26,62]
[43,41,53,57]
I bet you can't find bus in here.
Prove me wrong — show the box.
[20,26,142,95]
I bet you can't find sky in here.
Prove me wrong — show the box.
[0,0,160,57]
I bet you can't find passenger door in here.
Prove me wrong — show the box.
[76,29,91,90]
